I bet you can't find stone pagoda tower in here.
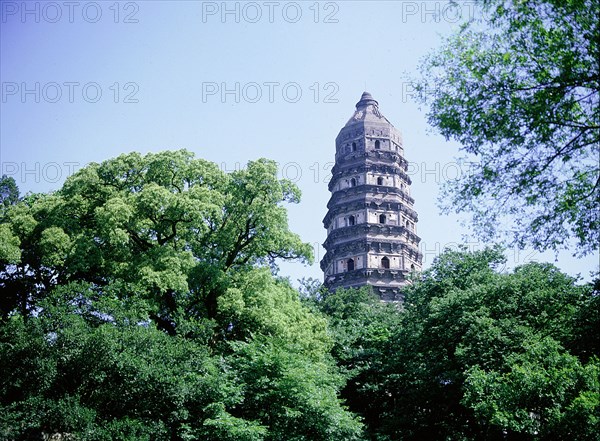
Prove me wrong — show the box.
[320,92,422,301]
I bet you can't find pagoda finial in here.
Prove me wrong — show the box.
[356,91,378,109]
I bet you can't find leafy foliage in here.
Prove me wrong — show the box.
[0,151,361,440]
[416,0,600,255]
[0,175,19,208]
[315,287,403,436]
[2,149,597,440]
[393,250,599,440]
[315,248,599,440]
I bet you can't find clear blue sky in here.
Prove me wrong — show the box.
[1,1,597,284]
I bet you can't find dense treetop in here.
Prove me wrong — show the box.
[416,0,599,255]
[314,248,599,440]
[0,150,361,440]
[1,149,598,440]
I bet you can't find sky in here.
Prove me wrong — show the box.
[1,1,598,285]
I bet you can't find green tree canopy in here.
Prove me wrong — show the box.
[0,150,362,440]
[314,248,599,440]
[315,287,404,439]
[384,248,599,440]
[0,150,312,329]
[416,0,599,255]
[0,175,19,208]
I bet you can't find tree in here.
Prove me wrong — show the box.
[307,248,599,439]
[0,150,312,329]
[464,337,600,441]
[0,175,19,208]
[0,176,21,265]
[378,248,599,440]
[315,287,403,439]
[0,150,362,440]
[416,0,600,256]
[0,290,224,440]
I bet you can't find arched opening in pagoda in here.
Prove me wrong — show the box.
[347,258,355,271]
[381,256,390,269]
